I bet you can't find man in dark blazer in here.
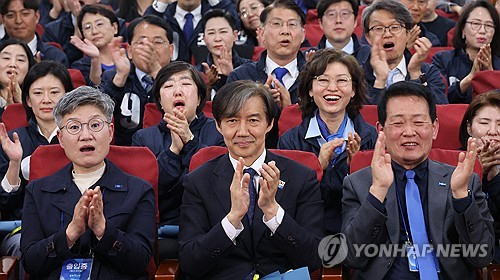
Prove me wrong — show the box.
[179,80,324,280]
[342,81,494,280]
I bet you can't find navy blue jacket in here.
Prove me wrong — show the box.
[421,16,456,47]
[71,56,115,86]
[195,49,252,92]
[145,0,239,64]
[100,64,155,146]
[483,172,500,244]
[277,112,377,234]
[131,114,225,225]
[0,118,59,221]
[20,160,155,280]
[1,34,69,68]
[42,13,128,64]
[432,48,500,104]
[360,49,448,104]
[313,34,371,63]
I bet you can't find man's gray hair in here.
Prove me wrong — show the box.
[53,86,115,127]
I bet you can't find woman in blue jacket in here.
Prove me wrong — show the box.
[132,61,224,259]
[432,0,500,104]
[278,48,377,235]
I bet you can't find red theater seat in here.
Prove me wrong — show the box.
[472,70,500,98]
[2,103,28,131]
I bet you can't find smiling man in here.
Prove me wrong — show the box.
[179,80,324,280]
[359,0,447,105]
[342,81,494,280]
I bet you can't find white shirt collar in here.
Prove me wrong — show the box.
[325,36,354,55]
[392,56,408,78]
[36,124,59,143]
[0,24,5,40]
[175,4,202,29]
[229,149,267,178]
[27,35,37,56]
[265,56,299,89]
[135,68,148,85]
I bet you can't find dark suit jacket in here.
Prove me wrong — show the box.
[342,160,494,280]
[179,151,324,280]
[20,160,156,280]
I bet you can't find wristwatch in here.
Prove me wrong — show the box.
[419,73,428,86]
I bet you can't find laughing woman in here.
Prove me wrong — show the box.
[278,48,377,235]
[0,61,73,257]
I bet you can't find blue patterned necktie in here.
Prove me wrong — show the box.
[183,13,194,42]
[386,68,401,87]
[405,170,439,280]
[273,67,288,88]
[142,75,154,93]
[244,168,257,226]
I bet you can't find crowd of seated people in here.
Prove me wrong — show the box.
[0,0,499,278]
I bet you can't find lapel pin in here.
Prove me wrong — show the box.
[114,184,122,189]
[438,182,446,187]
[278,180,286,189]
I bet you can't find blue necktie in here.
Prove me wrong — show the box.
[386,68,401,88]
[183,13,194,42]
[244,168,257,226]
[273,67,288,88]
[142,75,154,93]
[405,170,439,280]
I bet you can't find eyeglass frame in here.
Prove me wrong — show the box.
[60,117,111,135]
[403,0,428,8]
[314,74,352,88]
[82,19,112,34]
[323,9,355,21]
[239,3,264,18]
[132,36,170,49]
[465,21,496,33]
[368,24,406,36]
[265,19,303,30]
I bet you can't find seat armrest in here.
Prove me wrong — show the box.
[155,259,180,279]
[322,265,342,279]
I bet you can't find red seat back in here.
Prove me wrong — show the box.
[67,69,86,88]
[304,24,323,47]
[411,47,454,64]
[434,104,467,150]
[360,105,378,127]
[278,104,302,137]
[2,103,28,131]
[447,27,455,47]
[143,103,162,128]
[203,101,214,119]
[472,70,500,98]
[189,146,323,181]
[350,148,482,179]
[252,46,266,61]
[306,9,319,24]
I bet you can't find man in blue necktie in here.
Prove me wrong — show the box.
[342,81,494,280]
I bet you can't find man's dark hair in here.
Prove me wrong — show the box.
[377,81,437,126]
[1,0,39,15]
[213,80,276,126]
[260,0,306,26]
[361,0,413,35]
[317,0,359,19]
[127,15,173,45]
[202,9,238,31]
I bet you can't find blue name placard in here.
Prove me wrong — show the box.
[60,258,93,280]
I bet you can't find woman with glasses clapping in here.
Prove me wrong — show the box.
[432,0,500,104]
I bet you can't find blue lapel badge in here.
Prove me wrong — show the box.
[114,184,122,189]
[278,180,286,189]
[438,182,447,187]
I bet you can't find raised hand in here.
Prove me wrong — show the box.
[477,44,493,71]
[109,37,130,87]
[407,37,431,79]
[7,73,22,104]
[318,138,345,170]
[305,49,316,62]
[369,131,393,202]
[478,140,500,181]
[66,189,92,247]
[451,137,478,198]
[202,62,219,87]
[87,186,106,239]
[346,132,361,165]
[370,39,390,89]
[227,158,250,228]
[258,161,280,221]
[406,25,421,50]
[271,77,291,109]
[216,45,234,76]
[0,123,23,163]
[129,37,161,77]
[70,36,100,59]
[164,107,194,145]
[256,27,265,47]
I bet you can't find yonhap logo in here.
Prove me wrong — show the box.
[318,233,348,267]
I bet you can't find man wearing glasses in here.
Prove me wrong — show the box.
[399,0,441,48]
[227,0,307,148]
[360,0,447,105]
[313,0,370,62]
[100,15,173,146]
